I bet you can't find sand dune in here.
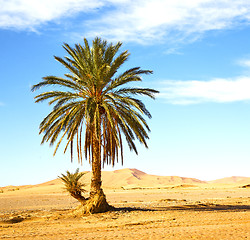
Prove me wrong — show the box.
[5,168,206,190]
[2,168,249,191]
[40,168,249,189]
[208,176,250,185]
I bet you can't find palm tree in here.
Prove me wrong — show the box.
[59,168,86,204]
[31,37,158,213]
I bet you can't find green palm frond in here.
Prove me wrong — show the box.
[59,168,86,202]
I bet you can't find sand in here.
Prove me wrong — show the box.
[1,169,250,239]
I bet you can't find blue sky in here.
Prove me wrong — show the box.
[1,0,250,186]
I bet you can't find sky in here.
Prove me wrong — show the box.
[1,0,250,186]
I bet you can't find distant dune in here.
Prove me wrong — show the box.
[1,169,249,190]
[208,176,250,185]
[76,168,206,189]
[1,168,205,190]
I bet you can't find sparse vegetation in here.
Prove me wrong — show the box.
[241,184,250,188]
[8,188,16,191]
[59,168,86,203]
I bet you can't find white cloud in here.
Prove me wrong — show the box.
[85,0,250,44]
[0,0,105,30]
[238,59,250,68]
[159,77,250,104]
[164,47,183,55]
[0,0,250,44]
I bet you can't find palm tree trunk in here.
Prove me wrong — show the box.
[76,127,112,214]
[90,135,103,197]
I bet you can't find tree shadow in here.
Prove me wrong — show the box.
[112,204,250,213]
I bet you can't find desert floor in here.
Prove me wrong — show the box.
[0,183,250,240]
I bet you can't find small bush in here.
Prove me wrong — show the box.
[59,168,86,203]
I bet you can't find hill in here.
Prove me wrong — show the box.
[2,169,250,191]
[19,168,206,190]
[208,176,250,185]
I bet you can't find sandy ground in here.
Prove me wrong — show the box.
[0,183,250,239]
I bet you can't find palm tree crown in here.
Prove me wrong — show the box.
[31,37,158,167]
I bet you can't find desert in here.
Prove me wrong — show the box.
[1,168,250,240]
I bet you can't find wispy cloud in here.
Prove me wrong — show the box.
[85,0,250,44]
[1,0,250,44]
[0,102,5,106]
[159,77,250,105]
[0,0,105,31]
[237,59,250,68]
